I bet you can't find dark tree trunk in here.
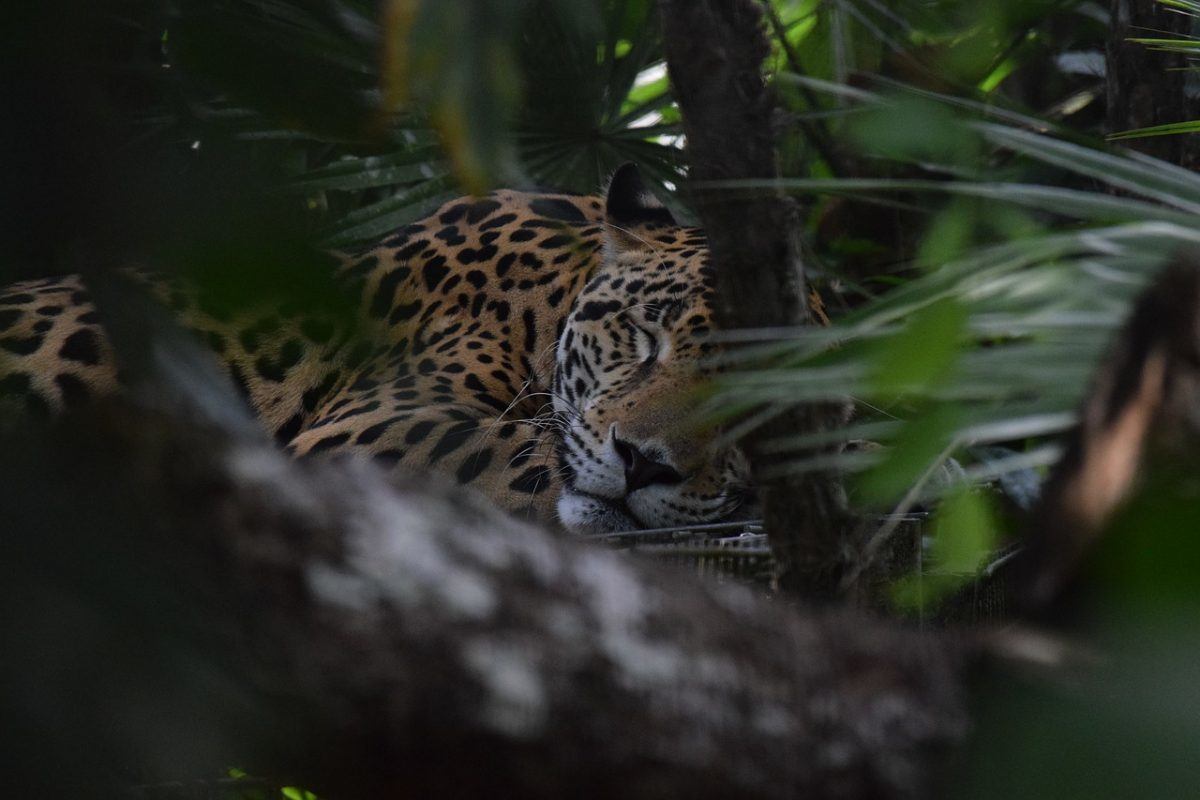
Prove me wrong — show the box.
[656,0,854,599]
[1107,0,1200,168]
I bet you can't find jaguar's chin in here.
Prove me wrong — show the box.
[556,487,639,534]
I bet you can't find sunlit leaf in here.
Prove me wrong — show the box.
[281,787,320,800]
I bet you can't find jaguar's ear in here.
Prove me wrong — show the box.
[605,163,676,228]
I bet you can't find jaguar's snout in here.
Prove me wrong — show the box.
[612,436,683,493]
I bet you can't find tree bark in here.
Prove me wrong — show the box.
[1107,0,1200,168]
[656,0,854,599]
[1017,258,1200,611]
[1,401,967,799]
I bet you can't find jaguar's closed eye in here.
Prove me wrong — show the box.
[634,325,661,363]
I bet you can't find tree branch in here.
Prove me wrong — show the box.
[1,400,967,799]
[1018,257,1200,610]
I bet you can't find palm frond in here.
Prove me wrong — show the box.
[712,80,1200,509]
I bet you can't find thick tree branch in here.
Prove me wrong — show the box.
[1,402,967,799]
[657,0,854,598]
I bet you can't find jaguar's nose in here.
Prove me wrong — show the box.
[613,436,683,493]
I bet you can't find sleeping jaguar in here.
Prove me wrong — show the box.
[0,164,754,533]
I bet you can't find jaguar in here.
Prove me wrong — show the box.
[0,164,754,533]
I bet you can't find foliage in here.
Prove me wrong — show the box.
[8,0,1200,794]
[9,0,1182,610]
[143,0,682,246]
[703,0,1200,607]
[715,86,1200,482]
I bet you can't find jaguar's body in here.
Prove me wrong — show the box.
[0,165,752,532]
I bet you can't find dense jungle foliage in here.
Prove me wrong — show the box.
[5,1,1200,797]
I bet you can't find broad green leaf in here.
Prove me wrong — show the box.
[872,297,968,395]
[930,488,1000,574]
[856,405,966,504]
[893,487,1001,610]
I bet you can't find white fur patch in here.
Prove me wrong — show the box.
[557,489,636,534]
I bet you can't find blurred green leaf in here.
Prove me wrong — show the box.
[856,404,965,504]
[871,297,967,395]
[850,96,978,165]
[977,122,1200,212]
[892,487,999,610]
[931,488,999,573]
[386,0,526,191]
[281,787,319,800]
[916,202,977,269]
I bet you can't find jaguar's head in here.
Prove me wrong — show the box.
[553,164,755,533]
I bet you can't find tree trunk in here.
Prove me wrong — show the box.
[1107,0,1200,168]
[656,0,854,599]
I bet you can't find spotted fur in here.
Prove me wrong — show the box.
[0,165,753,532]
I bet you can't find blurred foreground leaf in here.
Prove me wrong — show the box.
[893,488,1000,611]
